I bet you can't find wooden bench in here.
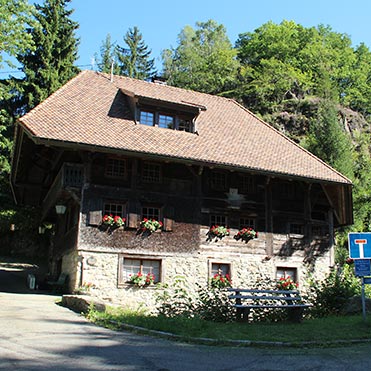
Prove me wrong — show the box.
[228,288,312,323]
[47,273,69,293]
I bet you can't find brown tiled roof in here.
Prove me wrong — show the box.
[19,70,351,185]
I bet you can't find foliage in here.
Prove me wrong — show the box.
[129,272,155,287]
[16,0,80,111]
[209,273,232,289]
[196,286,235,322]
[207,225,230,240]
[162,20,239,95]
[86,306,371,344]
[0,0,34,69]
[155,275,198,318]
[309,265,361,317]
[102,214,125,228]
[234,227,258,242]
[115,26,155,80]
[139,218,163,232]
[276,276,299,290]
[95,33,118,74]
[303,99,354,179]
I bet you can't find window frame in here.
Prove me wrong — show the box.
[239,217,256,230]
[276,267,298,282]
[119,255,162,285]
[210,262,231,278]
[238,174,256,194]
[142,162,162,183]
[158,113,175,129]
[105,157,127,179]
[210,214,227,227]
[139,110,155,126]
[142,205,162,221]
[210,171,228,191]
[103,202,126,219]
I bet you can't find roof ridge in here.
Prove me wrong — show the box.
[231,100,352,184]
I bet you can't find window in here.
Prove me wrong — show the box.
[122,258,161,283]
[238,175,256,194]
[211,262,231,277]
[312,225,326,236]
[140,111,154,126]
[142,162,161,183]
[210,172,227,191]
[158,114,174,129]
[106,157,126,178]
[178,118,192,132]
[276,267,297,282]
[289,223,304,235]
[210,214,227,226]
[104,202,126,218]
[239,217,256,230]
[142,206,161,221]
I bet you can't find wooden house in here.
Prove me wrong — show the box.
[10,70,353,306]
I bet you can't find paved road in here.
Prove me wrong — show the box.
[1,259,371,370]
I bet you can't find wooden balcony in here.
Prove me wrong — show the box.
[42,163,84,219]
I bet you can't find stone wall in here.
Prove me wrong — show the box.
[71,227,332,310]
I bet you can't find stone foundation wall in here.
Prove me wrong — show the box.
[71,227,332,310]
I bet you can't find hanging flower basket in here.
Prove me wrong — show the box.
[129,272,155,287]
[139,218,163,233]
[234,227,258,243]
[207,225,230,241]
[101,214,126,232]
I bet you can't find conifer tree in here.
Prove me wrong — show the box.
[17,0,80,111]
[116,26,155,80]
[96,34,119,74]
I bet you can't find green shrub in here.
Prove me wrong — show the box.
[309,264,361,317]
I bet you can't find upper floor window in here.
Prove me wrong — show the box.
[210,214,227,227]
[178,119,192,132]
[238,175,256,194]
[239,217,256,230]
[158,114,174,129]
[210,171,227,191]
[142,162,161,183]
[106,157,126,178]
[104,202,126,218]
[142,206,161,221]
[140,111,154,126]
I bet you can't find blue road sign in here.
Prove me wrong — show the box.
[348,232,371,259]
[354,259,371,277]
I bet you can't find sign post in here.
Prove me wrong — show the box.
[348,233,371,321]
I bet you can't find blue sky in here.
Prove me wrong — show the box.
[1,0,370,76]
[73,0,371,72]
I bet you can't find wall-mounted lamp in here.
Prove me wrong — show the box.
[55,205,67,215]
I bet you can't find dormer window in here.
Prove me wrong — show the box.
[138,108,194,133]
[140,111,154,126]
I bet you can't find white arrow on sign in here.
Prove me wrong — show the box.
[355,239,367,258]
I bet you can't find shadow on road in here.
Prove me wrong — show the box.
[0,256,49,294]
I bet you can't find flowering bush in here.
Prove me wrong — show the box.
[210,273,232,289]
[129,272,155,287]
[234,227,258,242]
[102,214,125,228]
[140,218,163,232]
[207,225,230,240]
[276,276,299,290]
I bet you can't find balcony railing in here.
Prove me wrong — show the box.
[42,163,84,217]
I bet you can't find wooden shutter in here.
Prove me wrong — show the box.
[127,213,140,228]
[89,210,102,226]
[163,218,173,232]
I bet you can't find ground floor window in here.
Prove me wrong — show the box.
[210,262,231,277]
[276,267,297,282]
[210,214,227,227]
[121,257,161,283]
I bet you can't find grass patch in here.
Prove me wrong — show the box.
[87,306,371,345]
